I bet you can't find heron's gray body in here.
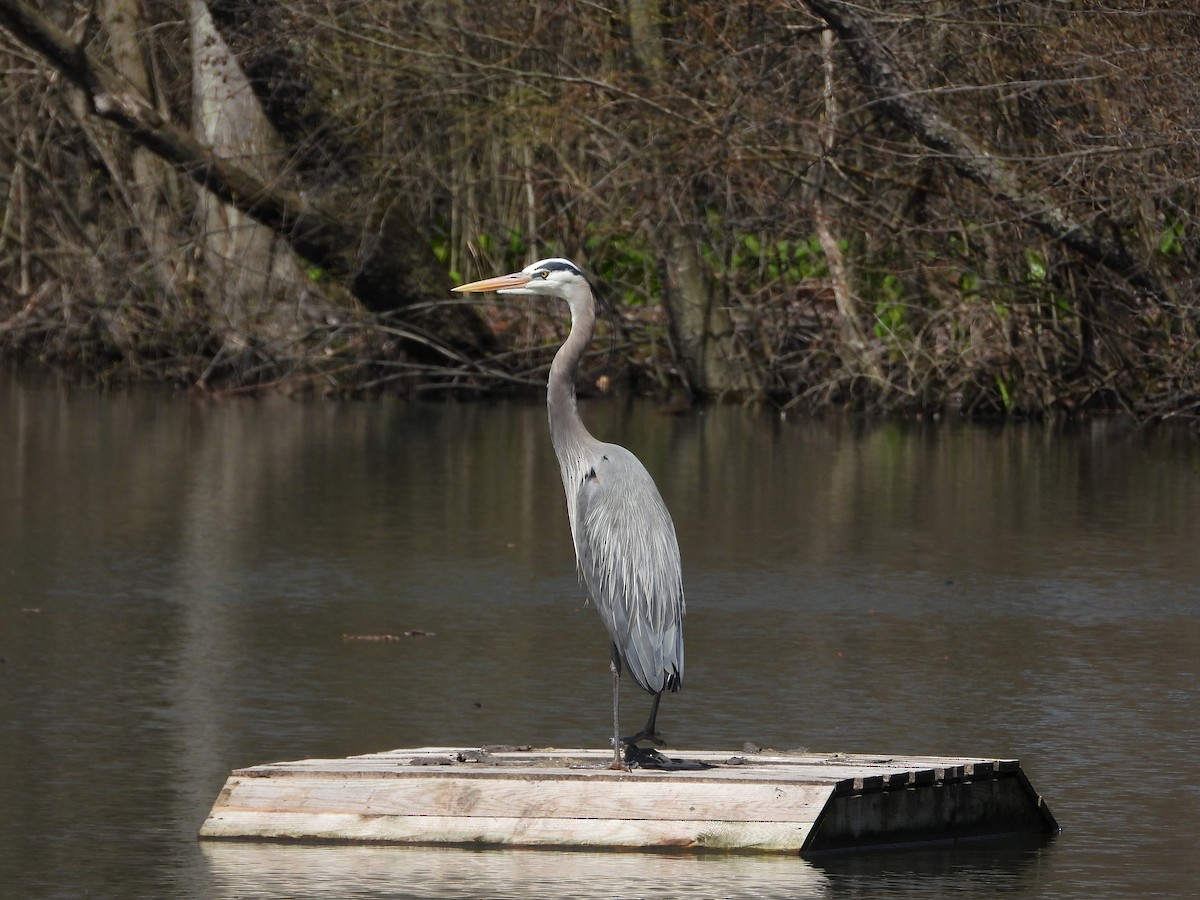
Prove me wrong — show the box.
[555,435,684,695]
[542,259,685,699]
[454,257,685,765]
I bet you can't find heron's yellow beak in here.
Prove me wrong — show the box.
[452,272,533,293]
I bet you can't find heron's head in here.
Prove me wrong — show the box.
[452,258,591,301]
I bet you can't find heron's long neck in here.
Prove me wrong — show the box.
[548,287,597,471]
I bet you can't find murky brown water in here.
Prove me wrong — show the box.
[2,372,1198,897]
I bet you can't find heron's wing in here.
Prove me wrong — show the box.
[573,444,684,694]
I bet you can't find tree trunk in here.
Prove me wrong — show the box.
[202,0,493,350]
[661,230,759,398]
[814,26,880,382]
[100,0,180,289]
[189,0,312,331]
[626,0,759,397]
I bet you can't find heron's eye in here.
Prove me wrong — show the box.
[537,271,549,279]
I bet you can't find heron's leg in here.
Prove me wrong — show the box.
[608,643,624,770]
[622,691,665,746]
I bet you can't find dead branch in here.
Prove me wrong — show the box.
[0,0,486,347]
[801,0,1165,302]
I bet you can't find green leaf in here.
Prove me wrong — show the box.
[1158,219,1184,256]
[1024,248,1047,283]
[996,374,1015,412]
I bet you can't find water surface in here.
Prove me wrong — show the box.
[1,374,1198,897]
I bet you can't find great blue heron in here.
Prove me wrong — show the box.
[454,258,685,769]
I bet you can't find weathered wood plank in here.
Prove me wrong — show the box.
[201,810,817,851]
[234,748,1016,786]
[213,772,832,823]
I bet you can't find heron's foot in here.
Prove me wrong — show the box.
[623,743,671,769]
[621,727,665,747]
[597,739,630,771]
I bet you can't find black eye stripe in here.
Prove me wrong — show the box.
[537,259,583,276]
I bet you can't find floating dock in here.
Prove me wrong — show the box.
[201,746,1058,854]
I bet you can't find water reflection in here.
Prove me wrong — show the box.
[812,837,1055,897]
[199,837,1061,899]
[202,842,831,899]
[2,373,1199,897]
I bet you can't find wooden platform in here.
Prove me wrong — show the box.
[200,746,1059,855]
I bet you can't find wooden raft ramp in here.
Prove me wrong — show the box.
[201,746,1058,855]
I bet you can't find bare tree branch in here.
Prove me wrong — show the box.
[801,0,1164,301]
[0,0,487,345]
